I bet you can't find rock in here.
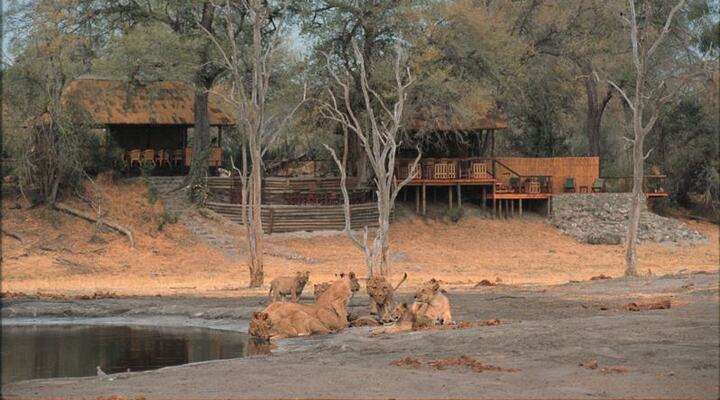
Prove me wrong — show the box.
[551,194,707,245]
[586,232,622,245]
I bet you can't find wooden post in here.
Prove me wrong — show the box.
[457,184,462,208]
[481,186,486,209]
[415,186,420,214]
[519,199,523,217]
[491,131,496,178]
[422,184,427,216]
[510,199,514,217]
[492,184,497,218]
[449,186,453,208]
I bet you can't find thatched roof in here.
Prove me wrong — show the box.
[60,78,235,126]
[407,105,508,132]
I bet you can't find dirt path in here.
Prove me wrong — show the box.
[3,271,718,399]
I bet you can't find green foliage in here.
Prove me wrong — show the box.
[190,183,209,206]
[146,185,159,205]
[445,207,464,223]
[650,94,720,208]
[92,23,199,83]
[157,210,179,231]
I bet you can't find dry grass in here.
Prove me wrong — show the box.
[2,179,718,297]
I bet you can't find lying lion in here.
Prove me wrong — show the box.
[250,272,359,340]
[268,271,310,302]
[371,302,435,335]
[366,272,408,323]
[412,278,453,325]
[313,282,331,299]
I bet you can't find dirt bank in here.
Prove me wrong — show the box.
[3,271,718,399]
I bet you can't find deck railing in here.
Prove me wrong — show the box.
[396,157,553,194]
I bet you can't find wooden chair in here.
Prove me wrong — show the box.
[527,179,541,193]
[184,147,193,167]
[156,150,171,168]
[564,177,575,193]
[209,147,223,167]
[592,178,605,193]
[171,149,184,167]
[434,159,456,180]
[141,149,156,166]
[127,149,142,168]
[470,162,488,179]
[579,186,589,193]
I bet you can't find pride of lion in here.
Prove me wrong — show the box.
[249,271,454,340]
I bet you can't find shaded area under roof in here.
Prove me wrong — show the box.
[61,78,235,126]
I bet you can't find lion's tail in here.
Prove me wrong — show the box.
[393,272,408,291]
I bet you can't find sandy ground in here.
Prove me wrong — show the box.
[2,179,718,297]
[2,271,718,399]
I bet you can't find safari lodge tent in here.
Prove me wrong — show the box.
[397,108,601,217]
[60,78,235,171]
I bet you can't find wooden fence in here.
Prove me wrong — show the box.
[495,157,599,194]
[205,201,382,233]
[207,176,366,204]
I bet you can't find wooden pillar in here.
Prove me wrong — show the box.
[519,199,523,217]
[422,184,427,216]
[481,186,486,209]
[415,186,420,214]
[499,199,504,219]
[492,184,497,218]
[491,131,496,178]
[449,186,453,208]
[510,199,514,217]
[457,184,462,207]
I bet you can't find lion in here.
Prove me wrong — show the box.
[315,272,360,300]
[250,272,358,340]
[366,272,407,323]
[412,278,453,325]
[268,271,310,302]
[313,282,331,299]
[370,302,435,335]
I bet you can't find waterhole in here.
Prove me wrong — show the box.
[1,324,267,384]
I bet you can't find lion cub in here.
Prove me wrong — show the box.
[268,271,310,302]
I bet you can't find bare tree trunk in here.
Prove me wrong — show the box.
[580,61,613,157]
[189,88,211,189]
[206,0,305,288]
[611,0,686,277]
[625,134,645,276]
[321,41,420,278]
[247,140,264,287]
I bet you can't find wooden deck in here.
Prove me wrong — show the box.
[404,178,496,186]
[489,192,552,200]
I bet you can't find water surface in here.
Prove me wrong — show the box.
[2,324,259,384]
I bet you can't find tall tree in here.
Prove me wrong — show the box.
[530,1,627,157]
[610,0,687,276]
[321,41,419,277]
[301,1,408,182]
[206,0,305,287]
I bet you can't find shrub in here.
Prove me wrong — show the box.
[146,185,159,205]
[157,210,179,231]
[445,207,463,223]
